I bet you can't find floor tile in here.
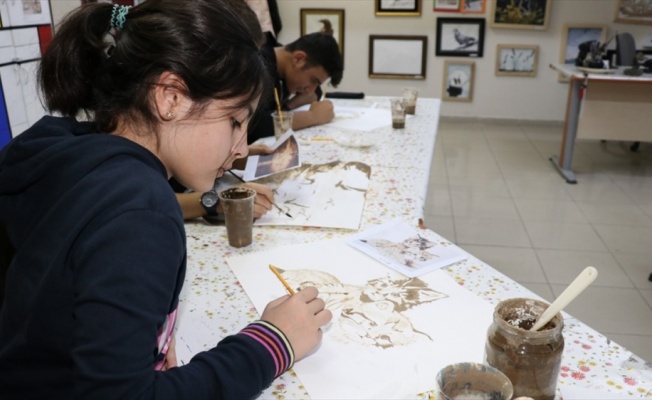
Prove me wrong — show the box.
[523,220,608,251]
[519,282,554,302]
[575,201,652,226]
[451,195,520,220]
[505,177,573,201]
[593,224,652,254]
[549,285,652,336]
[513,198,587,223]
[613,253,652,290]
[535,249,634,288]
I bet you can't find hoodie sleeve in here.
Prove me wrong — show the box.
[70,209,291,400]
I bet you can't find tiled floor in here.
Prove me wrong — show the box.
[424,118,652,363]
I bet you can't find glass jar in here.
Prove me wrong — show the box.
[485,298,564,400]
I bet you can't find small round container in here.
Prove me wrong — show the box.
[436,362,513,400]
[485,298,564,400]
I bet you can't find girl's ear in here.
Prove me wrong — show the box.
[153,72,188,121]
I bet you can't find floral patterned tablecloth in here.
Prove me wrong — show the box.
[175,97,651,399]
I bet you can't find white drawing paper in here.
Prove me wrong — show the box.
[293,103,390,132]
[347,219,468,277]
[225,238,494,399]
[252,161,371,230]
[243,130,301,181]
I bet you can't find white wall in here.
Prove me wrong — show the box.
[275,0,651,122]
[49,0,652,122]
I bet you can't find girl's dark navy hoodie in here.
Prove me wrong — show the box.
[0,117,292,399]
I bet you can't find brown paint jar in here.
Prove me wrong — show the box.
[485,298,564,400]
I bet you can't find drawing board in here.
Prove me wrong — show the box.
[226,237,495,399]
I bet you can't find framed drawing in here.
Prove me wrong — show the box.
[435,17,485,57]
[300,9,345,58]
[442,60,474,102]
[375,0,421,16]
[491,0,551,30]
[614,0,652,25]
[461,0,486,14]
[368,35,427,79]
[434,0,461,12]
[559,24,607,82]
[495,44,539,77]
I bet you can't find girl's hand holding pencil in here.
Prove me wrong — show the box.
[261,268,332,361]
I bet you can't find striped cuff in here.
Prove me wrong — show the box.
[239,320,295,378]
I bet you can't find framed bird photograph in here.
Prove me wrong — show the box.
[300,8,345,60]
[375,0,421,16]
[442,59,475,102]
[435,17,485,57]
[495,44,539,77]
[368,35,428,79]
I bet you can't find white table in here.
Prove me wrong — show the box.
[549,63,652,184]
[175,97,651,399]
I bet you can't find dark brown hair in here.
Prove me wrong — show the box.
[39,0,269,134]
[285,32,343,87]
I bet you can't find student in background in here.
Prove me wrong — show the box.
[0,1,331,398]
[247,32,344,143]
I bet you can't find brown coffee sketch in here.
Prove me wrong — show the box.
[361,235,439,269]
[256,161,371,221]
[254,135,300,178]
[279,268,448,349]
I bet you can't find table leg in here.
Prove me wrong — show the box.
[550,77,584,184]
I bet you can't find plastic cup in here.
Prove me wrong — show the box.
[402,87,419,115]
[390,98,407,129]
[218,187,256,248]
[271,111,294,140]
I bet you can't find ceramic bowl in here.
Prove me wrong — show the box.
[436,362,513,400]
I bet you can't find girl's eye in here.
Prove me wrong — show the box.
[231,118,242,129]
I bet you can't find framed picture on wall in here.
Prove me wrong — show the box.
[490,0,551,30]
[435,17,485,57]
[559,24,607,81]
[375,0,421,16]
[442,59,474,102]
[614,0,652,25]
[434,0,461,12]
[495,44,539,77]
[368,35,427,79]
[300,9,345,59]
[461,0,486,14]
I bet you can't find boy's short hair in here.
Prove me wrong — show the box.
[285,32,343,87]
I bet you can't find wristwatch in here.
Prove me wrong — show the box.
[200,190,219,217]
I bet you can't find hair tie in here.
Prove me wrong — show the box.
[110,4,131,30]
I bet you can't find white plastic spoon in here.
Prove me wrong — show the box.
[530,266,599,331]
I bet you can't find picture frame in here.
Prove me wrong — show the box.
[442,59,474,102]
[461,0,486,14]
[434,0,461,12]
[495,44,539,77]
[375,0,421,16]
[435,17,485,57]
[490,0,551,30]
[368,35,427,79]
[300,8,345,59]
[614,0,652,25]
[559,24,607,82]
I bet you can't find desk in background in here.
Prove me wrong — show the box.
[175,97,651,399]
[549,63,652,184]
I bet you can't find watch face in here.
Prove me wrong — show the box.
[201,191,218,208]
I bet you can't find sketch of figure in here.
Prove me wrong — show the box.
[361,235,439,269]
[254,161,370,229]
[278,268,448,348]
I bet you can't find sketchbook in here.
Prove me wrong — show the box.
[347,219,468,277]
[252,161,371,230]
[243,130,301,181]
[225,238,493,399]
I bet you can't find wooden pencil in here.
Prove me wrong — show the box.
[269,264,295,295]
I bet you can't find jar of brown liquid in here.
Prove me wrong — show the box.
[485,298,564,400]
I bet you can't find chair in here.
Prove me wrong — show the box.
[616,32,637,67]
[615,33,642,151]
